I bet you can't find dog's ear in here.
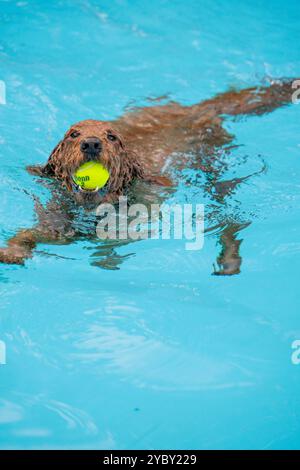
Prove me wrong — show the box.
[144,175,173,187]
[26,162,55,177]
[26,140,63,178]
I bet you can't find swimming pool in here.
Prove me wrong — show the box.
[1,0,300,450]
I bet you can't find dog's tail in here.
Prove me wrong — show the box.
[196,78,299,117]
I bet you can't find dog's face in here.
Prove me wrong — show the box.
[27,119,172,206]
[50,120,128,187]
[60,119,125,172]
[34,119,145,205]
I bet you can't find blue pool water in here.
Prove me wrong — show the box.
[1,0,300,450]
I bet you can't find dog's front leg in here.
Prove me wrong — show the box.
[0,196,76,265]
[0,228,40,265]
[0,225,78,265]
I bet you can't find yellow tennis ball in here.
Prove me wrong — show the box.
[73,161,110,190]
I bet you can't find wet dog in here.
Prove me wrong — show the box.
[0,79,295,274]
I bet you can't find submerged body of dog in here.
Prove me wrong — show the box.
[0,80,295,274]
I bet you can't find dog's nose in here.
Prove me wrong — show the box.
[80,137,102,154]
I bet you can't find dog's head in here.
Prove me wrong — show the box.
[27,119,172,205]
[28,120,145,203]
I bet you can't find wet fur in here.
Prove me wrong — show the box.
[0,79,296,273]
[27,120,170,200]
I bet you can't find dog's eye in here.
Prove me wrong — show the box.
[107,133,117,142]
[70,131,80,138]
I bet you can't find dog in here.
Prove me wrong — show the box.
[0,79,295,274]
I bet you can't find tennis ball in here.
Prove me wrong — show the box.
[73,161,110,190]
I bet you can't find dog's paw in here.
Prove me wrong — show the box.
[0,247,29,265]
[212,262,241,276]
